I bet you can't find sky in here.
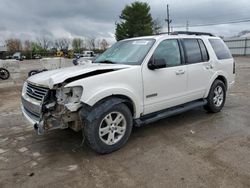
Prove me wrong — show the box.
[0,0,250,45]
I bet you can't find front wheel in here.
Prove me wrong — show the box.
[82,102,133,154]
[204,80,226,113]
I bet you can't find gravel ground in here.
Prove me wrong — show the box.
[0,57,249,188]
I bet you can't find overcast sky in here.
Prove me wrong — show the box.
[0,0,250,45]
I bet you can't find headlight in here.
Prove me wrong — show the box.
[56,86,83,105]
[22,82,27,96]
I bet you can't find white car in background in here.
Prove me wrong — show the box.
[21,31,235,154]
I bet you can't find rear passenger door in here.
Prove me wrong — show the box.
[182,38,215,100]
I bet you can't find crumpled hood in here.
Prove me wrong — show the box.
[27,63,132,88]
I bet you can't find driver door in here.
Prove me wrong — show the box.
[142,39,188,115]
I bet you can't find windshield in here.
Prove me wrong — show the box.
[94,39,155,65]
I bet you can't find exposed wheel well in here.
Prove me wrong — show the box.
[215,75,227,90]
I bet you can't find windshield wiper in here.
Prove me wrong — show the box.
[97,60,116,64]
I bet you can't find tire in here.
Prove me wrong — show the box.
[28,70,39,77]
[81,101,133,154]
[204,79,226,113]
[0,68,10,80]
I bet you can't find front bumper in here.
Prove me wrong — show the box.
[21,95,47,135]
[21,105,40,125]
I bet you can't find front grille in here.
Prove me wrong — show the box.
[21,96,42,117]
[26,83,49,101]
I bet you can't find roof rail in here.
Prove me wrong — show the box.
[170,31,215,37]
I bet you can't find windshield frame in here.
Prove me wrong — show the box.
[94,38,156,66]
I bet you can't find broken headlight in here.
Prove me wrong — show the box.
[56,86,83,111]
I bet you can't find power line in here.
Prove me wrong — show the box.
[173,18,250,28]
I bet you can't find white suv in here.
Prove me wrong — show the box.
[21,31,235,153]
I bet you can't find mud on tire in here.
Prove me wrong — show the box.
[80,99,133,154]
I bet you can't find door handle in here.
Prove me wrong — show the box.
[175,69,185,75]
[205,64,214,69]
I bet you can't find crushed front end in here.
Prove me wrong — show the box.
[21,82,83,135]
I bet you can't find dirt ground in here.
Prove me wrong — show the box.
[0,57,249,188]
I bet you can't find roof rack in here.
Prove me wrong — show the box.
[170,31,215,37]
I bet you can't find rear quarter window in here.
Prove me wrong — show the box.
[209,39,232,60]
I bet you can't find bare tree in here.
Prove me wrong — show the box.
[23,40,32,52]
[86,37,96,50]
[100,39,109,50]
[72,38,84,53]
[153,19,162,34]
[55,38,70,51]
[5,38,22,53]
[37,37,53,51]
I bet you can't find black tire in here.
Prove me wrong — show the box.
[0,68,10,80]
[204,79,226,113]
[28,70,39,77]
[81,100,133,154]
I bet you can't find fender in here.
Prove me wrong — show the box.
[204,70,229,98]
[81,87,142,118]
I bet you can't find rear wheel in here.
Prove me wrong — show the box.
[204,80,226,113]
[0,68,10,80]
[82,101,133,154]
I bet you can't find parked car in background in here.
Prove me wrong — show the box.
[33,54,42,59]
[12,52,25,61]
[81,50,95,57]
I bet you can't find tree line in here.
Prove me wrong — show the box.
[4,37,109,58]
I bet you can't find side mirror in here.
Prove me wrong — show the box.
[148,58,166,70]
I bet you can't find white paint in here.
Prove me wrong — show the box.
[31,161,38,167]
[16,136,25,141]
[0,148,7,154]
[32,152,41,157]
[0,137,8,143]
[0,156,9,162]
[18,147,28,153]
[67,165,78,171]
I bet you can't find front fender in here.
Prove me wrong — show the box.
[82,87,142,118]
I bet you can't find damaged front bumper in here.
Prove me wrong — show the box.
[21,96,82,135]
[21,82,83,135]
[21,95,54,135]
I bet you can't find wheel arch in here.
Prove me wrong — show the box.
[205,73,228,97]
[92,95,136,118]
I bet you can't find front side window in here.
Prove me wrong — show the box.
[94,39,155,65]
[183,39,203,64]
[209,39,232,60]
[152,39,181,67]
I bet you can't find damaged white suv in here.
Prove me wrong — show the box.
[21,31,235,153]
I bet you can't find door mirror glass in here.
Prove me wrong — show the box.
[148,58,166,70]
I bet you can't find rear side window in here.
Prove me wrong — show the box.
[209,39,232,60]
[198,39,209,61]
[183,39,203,64]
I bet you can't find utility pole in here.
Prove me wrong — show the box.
[165,4,172,34]
[186,20,189,31]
